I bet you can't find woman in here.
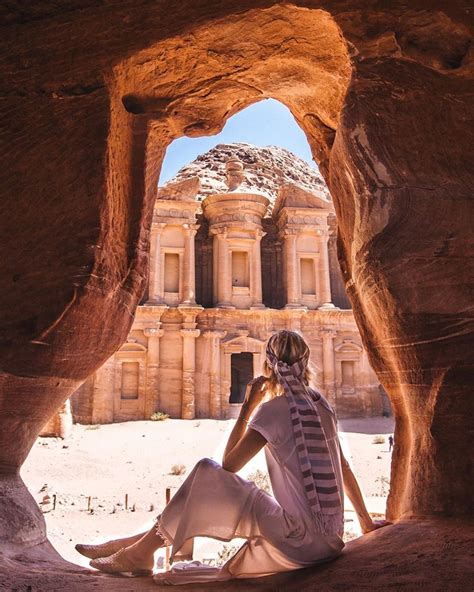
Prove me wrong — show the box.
[76,330,389,584]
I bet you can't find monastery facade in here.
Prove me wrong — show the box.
[66,147,385,426]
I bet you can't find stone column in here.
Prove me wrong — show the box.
[180,328,200,419]
[204,330,226,418]
[318,230,333,307]
[283,229,301,308]
[91,357,115,424]
[251,228,265,309]
[144,327,164,417]
[213,229,233,308]
[321,328,337,406]
[180,224,198,305]
[147,223,166,303]
[39,399,73,439]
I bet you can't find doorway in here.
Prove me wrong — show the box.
[230,352,254,404]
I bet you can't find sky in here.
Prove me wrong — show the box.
[159,99,316,184]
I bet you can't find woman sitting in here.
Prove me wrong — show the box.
[76,330,389,584]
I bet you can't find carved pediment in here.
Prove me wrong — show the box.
[157,176,201,202]
[222,332,265,351]
[334,339,362,354]
[273,182,333,219]
[119,340,147,353]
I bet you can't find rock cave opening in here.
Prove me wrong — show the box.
[33,96,394,566]
[1,2,472,590]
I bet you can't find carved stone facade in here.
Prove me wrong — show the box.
[70,150,384,422]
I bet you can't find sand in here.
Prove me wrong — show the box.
[21,416,394,568]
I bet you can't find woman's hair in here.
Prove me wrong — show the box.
[263,330,316,397]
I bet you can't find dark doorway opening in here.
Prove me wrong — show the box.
[230,352,254,404]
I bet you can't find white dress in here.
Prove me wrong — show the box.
[153,394,345,585]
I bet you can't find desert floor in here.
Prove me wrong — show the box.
[21,416,395,569]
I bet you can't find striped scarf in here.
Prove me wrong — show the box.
[266,342,343,536]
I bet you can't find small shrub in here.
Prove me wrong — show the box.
[246,469,272,495]
[372,435,385,444]
[150,411,169,421]
[170,464,186,476]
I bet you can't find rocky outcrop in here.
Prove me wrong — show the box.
[164,142,330,204]
[0,1,473,589]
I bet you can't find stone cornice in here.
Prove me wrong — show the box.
[153,199,199,225]
[274,207,330,233]
[202,192,269,228]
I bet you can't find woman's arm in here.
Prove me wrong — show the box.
[340,444,391,533]
[222,377,268,473]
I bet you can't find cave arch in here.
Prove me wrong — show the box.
[1,1,473,587]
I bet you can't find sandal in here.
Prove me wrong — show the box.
[75,539,125,560]
[90,548,153,576]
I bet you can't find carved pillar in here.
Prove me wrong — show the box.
[251,228,265,309]
[144,327,164,417]
[321,328,337,406]
[204,330,226,418]
[213,229,233,308]
[147,223,166,303]
[181,224,198,305]
[180,328,200,419]
[91,357,115,424]
[283,229,301,308]
[318,230,333,306]
[39,399,73,439]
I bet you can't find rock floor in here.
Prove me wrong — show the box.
[1,519,473,591]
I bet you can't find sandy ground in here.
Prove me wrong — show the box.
[21,416,394,569]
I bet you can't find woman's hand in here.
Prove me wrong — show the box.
[361,519,392,534]
[242,376,268,413]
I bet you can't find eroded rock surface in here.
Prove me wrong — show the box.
[0,519,472,591]
[0,0,473,587]
[165,142,330,203]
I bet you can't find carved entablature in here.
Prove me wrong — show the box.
[211,212,262,227]
[287,215,322,225]
[275,207,330,235]
[153,200,199,226]
[202,192,269,231]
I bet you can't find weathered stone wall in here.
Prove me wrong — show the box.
[0,0,472,566]
[328,57,474,518]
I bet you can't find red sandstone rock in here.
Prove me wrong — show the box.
[167,142,330,203]
[0,1,473,588]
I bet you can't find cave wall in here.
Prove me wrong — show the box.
[0,0,473,552]
[329,57,474,516]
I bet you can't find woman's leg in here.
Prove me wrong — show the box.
[90,458,258,574]
[119,525,165,565]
